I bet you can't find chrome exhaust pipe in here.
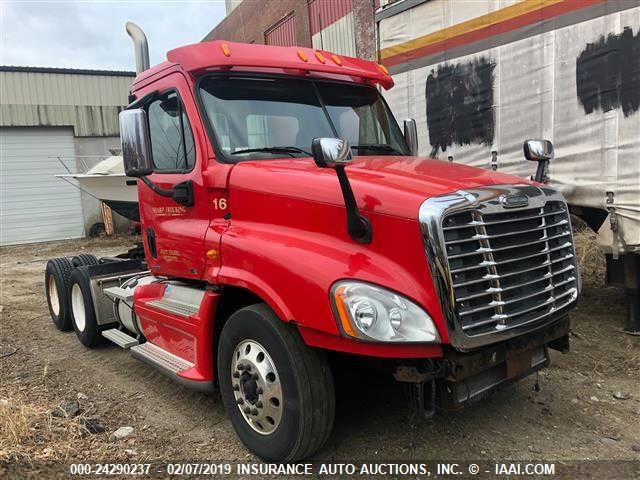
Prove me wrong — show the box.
[125,22,150,74]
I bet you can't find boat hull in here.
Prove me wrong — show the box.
[57,174,140,221]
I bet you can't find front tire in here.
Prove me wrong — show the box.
[69,267,101,348]
[217,304,335,462]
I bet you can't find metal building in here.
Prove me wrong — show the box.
[0,66,134,245]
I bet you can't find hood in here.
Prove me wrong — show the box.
[229,156,533,219]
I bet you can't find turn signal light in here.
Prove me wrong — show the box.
[297,49,309,62]
[331,54,342,66]
[333,285,358,337]
[221,43,231,57]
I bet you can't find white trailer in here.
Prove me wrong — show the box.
[377,0,640,331]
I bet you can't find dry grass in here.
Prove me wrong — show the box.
[572,218,606,288]
[0,391,79,463]
[0,382,122,468]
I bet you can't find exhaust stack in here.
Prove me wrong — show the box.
[126,22,150,74]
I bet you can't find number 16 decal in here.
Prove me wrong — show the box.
[212,198,227,210]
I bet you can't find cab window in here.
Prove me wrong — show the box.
[147,91,196,172]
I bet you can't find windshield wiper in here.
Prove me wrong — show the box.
[231,146,312,157]
[351,144,405,155]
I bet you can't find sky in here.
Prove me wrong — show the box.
[0,0,227,71]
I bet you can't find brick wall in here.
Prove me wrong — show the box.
[203,0,313,47]
[203,0,377,60]
[353,0,376,60]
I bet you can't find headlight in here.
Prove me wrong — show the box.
[331,281,440,343]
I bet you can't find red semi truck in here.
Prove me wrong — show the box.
[44,23,579,462]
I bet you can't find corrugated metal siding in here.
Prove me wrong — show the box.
[1,71,132,106]
[0,105,122,137]
[311,11,356,56]
[308,0,353,35]
[265,12,297,46]
[0,70,131,137]
[1,127,85,245]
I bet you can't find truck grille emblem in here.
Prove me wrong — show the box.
[500,193,529,209]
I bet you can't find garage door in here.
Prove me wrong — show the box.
[1,127,84,245]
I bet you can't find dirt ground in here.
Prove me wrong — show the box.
[1,232,638,478]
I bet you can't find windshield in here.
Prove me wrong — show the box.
[198,75,408,161]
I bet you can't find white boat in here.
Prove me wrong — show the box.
[56,155,140,220]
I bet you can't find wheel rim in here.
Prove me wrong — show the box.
[231,339,283,435]
[48,275,60,316]
[71,284,86,332]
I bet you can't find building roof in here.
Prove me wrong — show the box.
[0,65,135,77]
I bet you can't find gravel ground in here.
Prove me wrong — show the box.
[0,234,638,479]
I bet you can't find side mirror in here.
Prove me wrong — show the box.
[523,139,553,183]
[523,139,554,162]
[119,109,153,177]
[403,119,418,156]
[311,137,353,168]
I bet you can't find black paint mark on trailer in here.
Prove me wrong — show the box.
[576,27,640,117]
[425,57,496,157]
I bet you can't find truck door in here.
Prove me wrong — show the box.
[138,73,210,279]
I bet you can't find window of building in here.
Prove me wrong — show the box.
[147,91,196,172]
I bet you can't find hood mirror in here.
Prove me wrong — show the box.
[120,109,153,177]
[523,139,553,183]
[311,137,353,168]
[311,137,371,244]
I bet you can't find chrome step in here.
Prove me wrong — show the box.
[130,342,193,375]
[103,286,134,302]
[145,297,200,317]
[101,328,139,349]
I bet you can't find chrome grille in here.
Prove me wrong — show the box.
[442,201,578,336]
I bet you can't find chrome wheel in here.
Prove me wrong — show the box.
[48,275,60,316]
[71,284,86,332]
[231,339,282,435]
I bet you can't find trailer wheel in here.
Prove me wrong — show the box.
[217,303,335,462]
[71,254,98,267]
[69,267,101,348]
[45,257,75,331]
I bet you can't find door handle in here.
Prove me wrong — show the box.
[146,227,157,258]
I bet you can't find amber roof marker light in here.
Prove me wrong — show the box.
[377,63,390,75]
[297,49,309,62]
[330,54,342,66]
[221,43,231,57]
[314,51,326,64]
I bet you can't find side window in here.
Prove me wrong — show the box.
[147,91,196,172]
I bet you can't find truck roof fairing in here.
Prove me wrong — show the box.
[134,40,394,90]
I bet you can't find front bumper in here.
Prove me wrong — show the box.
[395,316,570,412]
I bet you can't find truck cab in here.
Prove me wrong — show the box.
[44,31,579,462]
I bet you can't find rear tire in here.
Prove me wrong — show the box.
[71,254,98,267]
[45,257,74,331]
[217,303,335,462]
[69,267,101,348]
